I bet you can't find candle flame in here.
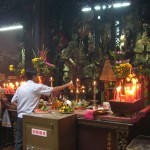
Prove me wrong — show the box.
[76,78,79,82]
[116,86,121,92]
[49,77,53,81]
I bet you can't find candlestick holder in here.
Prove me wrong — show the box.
[70,78,86,103]
[49,77,54,102]
[75,86,81,102]
[75,92,79,103]
[90,80,98,106]
[90,95,99,106]
[49,77,54,87]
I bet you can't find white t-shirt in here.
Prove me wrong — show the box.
[11,80,53,118]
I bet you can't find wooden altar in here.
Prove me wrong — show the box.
[76,106,150,150]
[1,106,150,150]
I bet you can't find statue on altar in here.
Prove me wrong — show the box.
[133,24,150,76]
[61,40,102,93]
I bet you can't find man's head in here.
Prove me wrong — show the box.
[25,68,37,82]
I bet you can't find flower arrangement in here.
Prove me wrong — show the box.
[9,64,25,77]
[9,48,25,77]
[32,49,55,77]
[114,63,132,78]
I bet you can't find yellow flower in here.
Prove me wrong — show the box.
[9,67,14,71]
[32,58,39,63]
[9,65,14,68]
[20,69,25,75]
[9,65,15,71]
[9,63,25,76]
[115,63,132,78]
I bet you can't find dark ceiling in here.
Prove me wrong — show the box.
[0,0,149,26]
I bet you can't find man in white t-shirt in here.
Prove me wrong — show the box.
[11,69,73,150]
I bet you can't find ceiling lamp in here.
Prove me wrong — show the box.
[94,5,101,10]
[102,5,107,10]
[113,2,131,8]
[0,24,23,31]
[82,5,92,12]
[98,15,101,19]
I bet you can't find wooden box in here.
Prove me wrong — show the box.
[23,112,76,150]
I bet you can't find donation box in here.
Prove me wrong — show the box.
[23,112,76,150]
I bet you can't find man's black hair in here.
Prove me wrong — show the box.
[25,68,37,80]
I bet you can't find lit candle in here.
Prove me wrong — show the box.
[132,86,136,101]
[69,82,74,93]
[93,80,97,101]
[139,84,141,99]
[125,86,129,101]
[76,78,80,88]
[38,77,42,84]
[9,83,14,89]
[81,86,85,93]
[3,83,6,88]
[124,86,127,101]
[93,80,97,86]
[76,78,79,82]
[76,89,79,94]
[136,85,139,99]
[129,91,134,102]
[126,86,130,102]
[49,77,54,87]
[132,78,138,101]
[116,86,121,101]
[16,82,19,88]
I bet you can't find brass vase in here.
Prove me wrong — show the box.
[38,76,45,84]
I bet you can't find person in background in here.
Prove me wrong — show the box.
[11,68,73,150]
